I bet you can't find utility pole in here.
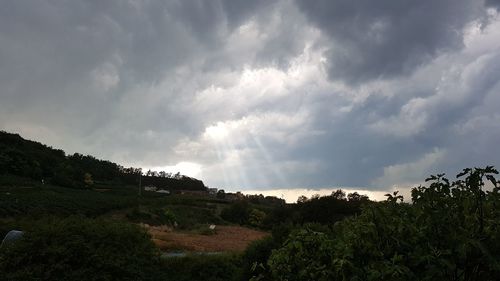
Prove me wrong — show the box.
[138,172,142,197]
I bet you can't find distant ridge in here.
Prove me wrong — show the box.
[0,131,206,191]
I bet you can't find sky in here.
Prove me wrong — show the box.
[1,0,500,201]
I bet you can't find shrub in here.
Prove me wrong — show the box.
[268,228,335,281]
[248,209,266,228]
[159,253,242,281]
[267,167,500,281]
[0,216,161,281]
[241,236,279,280]
[221,201,250,225]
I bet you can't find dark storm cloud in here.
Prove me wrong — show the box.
[1,0,499,192]
[487,0,500,7]
[0,0,298,162]
[0,0,270,98]
[294,0,485,83]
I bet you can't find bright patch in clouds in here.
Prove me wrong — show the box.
[373,148,446,189]
[204,122,230,141]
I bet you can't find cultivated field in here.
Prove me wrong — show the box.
[146,225,269,252]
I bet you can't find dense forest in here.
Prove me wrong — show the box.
[0,131,205,191]
[1,131,500,280]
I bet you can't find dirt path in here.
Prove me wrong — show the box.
[145,225,269,252]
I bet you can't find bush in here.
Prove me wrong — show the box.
[159,253,242,281]
[221,201,250,225]
[267,167,500,281]
[268,228,335,281]
[0,216,161,281]
[241,236,279,280]
[248,209,266,228]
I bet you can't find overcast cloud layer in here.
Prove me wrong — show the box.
[1,0,499,196]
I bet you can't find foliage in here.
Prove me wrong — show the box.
[168,204,224,229]
[221,201,251,225]
[163,208,177,225]
[126,203,224,229]
[267,167,500,281]
[217,189,226,199]
[241,234,285,280]
[248,209,267,228]
[0,216,161,281]
[245,194,286,206]
[263,190,368,228]
[0,181,227,230]
[158,253,242,281]
[269,228,335,281]
[0,131,206,191]
[0,184,137,218]
[140,174,205,191]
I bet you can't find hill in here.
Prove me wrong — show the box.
[0,131,205,191]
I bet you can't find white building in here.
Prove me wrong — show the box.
[144,186,157,192]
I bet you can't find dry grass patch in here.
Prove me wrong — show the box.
[145,225,268,252]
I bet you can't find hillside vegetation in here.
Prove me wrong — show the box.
[0,131,204,190]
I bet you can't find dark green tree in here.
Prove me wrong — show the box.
[0,217,161,281]
[268,167,500,281]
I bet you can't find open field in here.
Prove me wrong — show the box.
[146,225,269,252]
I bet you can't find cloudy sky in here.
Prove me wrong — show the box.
[1,0,500,199]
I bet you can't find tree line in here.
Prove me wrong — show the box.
[248,166,500,280]
[0,131,205,190]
